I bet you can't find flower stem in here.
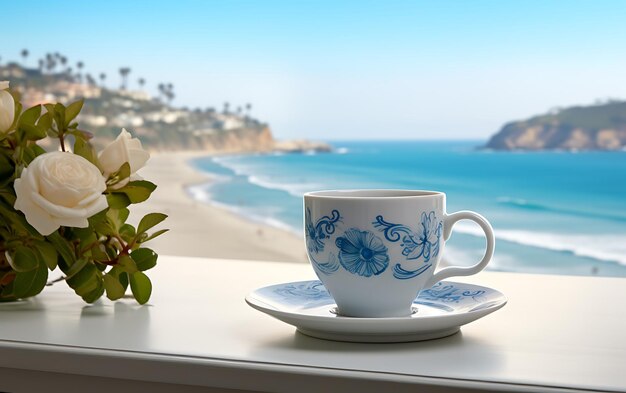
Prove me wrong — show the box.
[46,275,66,286]
[59,132,66,152]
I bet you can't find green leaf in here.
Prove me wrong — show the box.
[8,247,38,272]
[140,229,169,243]
[66,263,99,295]
[65,99,84,126]
[23,144,47,164]
[71,226,96,244]
[116,181,157,204]
[93,220,116,236]
[131,248,157,271]
[106,207,129,230]
[129,271,152,305]
[47,232,76,266]
[103,272,125,300]
[0,197,39,236]
[12,261,48,299]
[119,271,129,291]
[43,103,55,116]
[0,151,15,180]
[87,209,109,226]
[106,162,131,186]
[81,277,104,303]
[118,254,138,274]
[53,103,66,129]
[109,266,129,292]
[34,241,58,270]
[137,213,167,234]
[19,105,42,126]
[21,124,47,140]
[106,193,131,209]
[37,112,52,133]
[118,208,130,224]
[119,224,136,241]
[73,137,98,165]
[64,258,89,279]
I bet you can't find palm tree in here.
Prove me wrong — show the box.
[138,77,146,89]
[86,74,96,86]
[119,67,131,90]
[37,59,44,72]
[245,103,252,122]
[76,61,84,82]
[45,53,56,73]
[60,56,68,73]
[99,72,106,87]
[21,49,29,66]
[223,102,230,115]
[236,106,242,116]
[157,83,165,101]
[165,83,175,105]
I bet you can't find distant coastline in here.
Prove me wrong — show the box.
[1,61,332,155]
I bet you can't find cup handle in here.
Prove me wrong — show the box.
[423,211,495,289]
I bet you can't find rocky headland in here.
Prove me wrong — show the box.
[485,101,626,151]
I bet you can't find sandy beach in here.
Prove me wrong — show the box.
[130,151,308,263]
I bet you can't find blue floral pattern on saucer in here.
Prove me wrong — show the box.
[254,280,503,314]
[274,281,330,302]
[420,282,485,303]
[247,280,507,342]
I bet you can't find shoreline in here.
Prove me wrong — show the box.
[130,151,308,263]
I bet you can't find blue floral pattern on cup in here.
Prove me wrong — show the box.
[306,209,444,280]
[305,208,341,254]
[335,228,389,277]
[373,211,443,279]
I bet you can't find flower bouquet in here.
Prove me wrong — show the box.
[0,81,167,304]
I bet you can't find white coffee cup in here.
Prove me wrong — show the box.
[303,190,495,318]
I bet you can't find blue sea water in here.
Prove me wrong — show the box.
[189,140,626,277]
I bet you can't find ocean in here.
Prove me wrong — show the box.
[188,140,626,277]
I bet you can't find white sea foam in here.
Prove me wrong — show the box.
[454,222,626,266]
[335,147,349,154]
[185,181,300,235]
[247,175,322,197]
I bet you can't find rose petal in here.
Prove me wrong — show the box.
[14,178,60,236]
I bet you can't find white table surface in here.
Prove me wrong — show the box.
[1,255,625,393]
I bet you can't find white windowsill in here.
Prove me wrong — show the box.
[0,255,624,393]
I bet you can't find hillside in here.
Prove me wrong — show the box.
[0,62,330,153]
[485,101,626,151]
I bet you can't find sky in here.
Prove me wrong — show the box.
[2,0,626,140]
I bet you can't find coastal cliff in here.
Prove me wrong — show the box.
[485,101,626,151]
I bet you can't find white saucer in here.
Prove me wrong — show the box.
[246,280,506,343]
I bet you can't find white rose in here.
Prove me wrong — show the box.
[0,81,15,133]
[98,128,150,187]
[14,152,108,236]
